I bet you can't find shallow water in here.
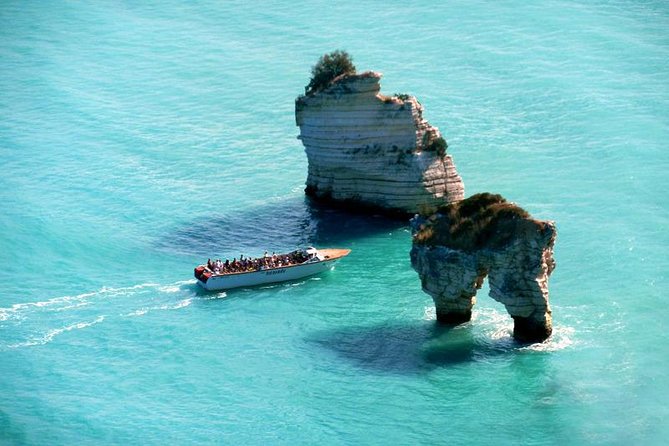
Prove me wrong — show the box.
[1,1,668,444]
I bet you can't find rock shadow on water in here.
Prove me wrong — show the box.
[307,321,526,374]
[160,196,407,257]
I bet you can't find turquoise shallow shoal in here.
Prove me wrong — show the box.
[1,1,668,444]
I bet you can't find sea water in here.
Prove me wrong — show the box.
[1,1,668,444]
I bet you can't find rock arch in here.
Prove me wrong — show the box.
[410,193,557,342]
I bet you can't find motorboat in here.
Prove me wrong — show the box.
[194,247,350,291]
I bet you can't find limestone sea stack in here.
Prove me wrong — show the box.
[410,193,557,342]
[295,72,464,215]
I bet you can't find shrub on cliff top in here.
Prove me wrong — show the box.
[414,193,535,251]
[305,50,356,95]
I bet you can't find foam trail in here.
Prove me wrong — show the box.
[0,283,154,318]
[155,298,193,311]
[202,292,228,300]
[122,297,194,318]
[159,280,197,293]
[0,280,195,322]
[2,279,198,347]
[10,315,106,348]
[53,301,92,312]
[124,309,149,317]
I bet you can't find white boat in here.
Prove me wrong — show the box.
[194,247,350,291]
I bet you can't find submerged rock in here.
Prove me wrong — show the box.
[410,193,557,342]
[295,71,464,215]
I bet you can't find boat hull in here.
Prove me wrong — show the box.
[197,257,342,291]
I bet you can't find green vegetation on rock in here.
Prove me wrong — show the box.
[414,193,540,251]
[305,50,356,95]
[425,136,447,157]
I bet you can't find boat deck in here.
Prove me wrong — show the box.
[201,248,351,278]
[318,248,351,260]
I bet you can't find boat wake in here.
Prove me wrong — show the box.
[9,316,106,348]
[0,282,163,322]
[122,297,193,317]
[201,292,228,300]
[0,280,197,350]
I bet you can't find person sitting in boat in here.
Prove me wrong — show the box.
[222,250,314,273]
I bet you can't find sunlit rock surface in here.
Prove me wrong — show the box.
[410,193,557,342]
[295,71,464,215]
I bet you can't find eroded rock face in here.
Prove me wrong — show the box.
[410,193,557,342]
[295,71,464,215]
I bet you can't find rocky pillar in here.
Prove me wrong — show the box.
[488,222,557,342]
[410,246,485,324]
[295,71,464,215]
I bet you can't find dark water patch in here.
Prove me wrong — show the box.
[0,408,28,445]
[304,188,415,219]
[307,321,524,374]
[159,196,407,257]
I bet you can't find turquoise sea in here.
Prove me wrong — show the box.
[1,1,668,444]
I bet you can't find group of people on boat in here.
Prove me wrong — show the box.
[206,250,314,275]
